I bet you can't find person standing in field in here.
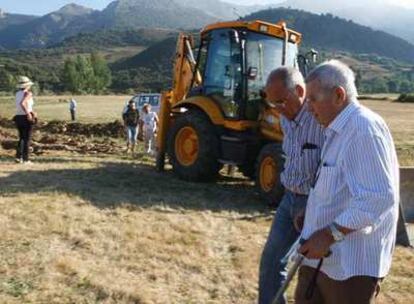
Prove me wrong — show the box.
[69,98,77,121]
[122,99,140,154]
[14,76,37,164]
[141,103,159,155]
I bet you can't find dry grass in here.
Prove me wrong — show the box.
[0,95,413,303]
[0,154,412,303]
[360,99,414,166]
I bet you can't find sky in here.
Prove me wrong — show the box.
[1,0,413,15]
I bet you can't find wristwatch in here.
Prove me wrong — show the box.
[328,223,345,242]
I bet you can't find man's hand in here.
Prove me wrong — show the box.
[298,228,334,259]
[294,208,305,232]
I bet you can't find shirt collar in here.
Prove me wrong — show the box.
[327,101,359,134]
[289,102,308,127]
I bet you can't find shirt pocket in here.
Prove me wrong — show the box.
[313,165,341,202]
[301,148,321,177]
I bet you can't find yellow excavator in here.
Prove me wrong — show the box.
[155,20,306,205]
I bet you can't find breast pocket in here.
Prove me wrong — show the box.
[313,166,342,202]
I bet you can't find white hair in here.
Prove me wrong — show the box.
[267,67,305,92]
[306,60,358,102]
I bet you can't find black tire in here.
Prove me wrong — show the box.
[167,109,220,182]
[255,143,285,206]
[155,151,165,172]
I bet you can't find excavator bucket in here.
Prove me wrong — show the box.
[397,167,414,247]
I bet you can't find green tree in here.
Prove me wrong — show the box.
[387,79,399,93]
[63,57,79,93]
[400,80,413,93]
[371,78,388,93]
[75,55,94,93]
[90,52,112,93]
[0,69,16,92]
[63,54,111,94]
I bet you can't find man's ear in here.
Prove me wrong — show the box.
[295,85,305,98]
[334,86,347,106]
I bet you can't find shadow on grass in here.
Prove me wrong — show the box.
[0,156,271,215]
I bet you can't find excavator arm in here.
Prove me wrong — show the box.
[156,33,202,170]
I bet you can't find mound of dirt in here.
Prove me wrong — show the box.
[40,120,125,138]
[0,117,125,156]
[0,117,16,129]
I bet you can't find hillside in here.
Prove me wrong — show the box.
[96,0,217,30]
[0,9,37,31]
[278,0,414,44]
[242,8,414,65]
[0,27,181,92]
[0,4,99,49]
[113,36,178,70]
[51,28,177,51]
[110,36,180,92]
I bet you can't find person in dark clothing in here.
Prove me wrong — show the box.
[122,99,140,154]
[14,76,36,164]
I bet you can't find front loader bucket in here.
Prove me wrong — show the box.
[397,167,414,247]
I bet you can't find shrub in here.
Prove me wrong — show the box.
[396,93,414,103]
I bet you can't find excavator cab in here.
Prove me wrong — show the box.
[156,20,303,205]
[194,25,299,121]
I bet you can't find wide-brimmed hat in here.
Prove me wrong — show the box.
[16,76,34,89]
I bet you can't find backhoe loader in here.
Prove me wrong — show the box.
[156,20,305,205]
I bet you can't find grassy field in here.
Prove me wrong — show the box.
[0,95,413,303]
[0,95,131,124]
[1,94,414,164]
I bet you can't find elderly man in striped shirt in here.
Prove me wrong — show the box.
[258,67,324,304]
[295,60,400,304]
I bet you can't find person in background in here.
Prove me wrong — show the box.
[14,76,37,164]
[69,98,77,121]
[122,99,140,154]
[141,103,159,155]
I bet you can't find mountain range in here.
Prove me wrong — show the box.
[277,0,414,44]
[0,0,260,49]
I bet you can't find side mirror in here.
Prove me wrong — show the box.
[248,67,258,80]
[309,49,318,63]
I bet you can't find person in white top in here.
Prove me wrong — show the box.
[14,76,37,164]
[141,103,159,155]
[69,98,77,121]
[293,60,399,304]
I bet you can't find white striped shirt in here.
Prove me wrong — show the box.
[301,101,400,280]
[280,103,325,195]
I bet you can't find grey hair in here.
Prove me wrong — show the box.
[306,60,358,102]
[266,67,305,92]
